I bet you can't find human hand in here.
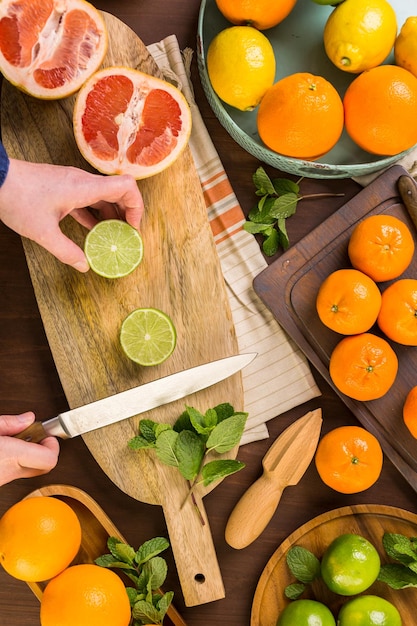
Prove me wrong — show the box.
[0,159,144,272]
[0,413,59,487]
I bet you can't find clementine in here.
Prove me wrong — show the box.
[316,268,381,335]
[403,386,417,438]
[40,563,131,626]
[343,65,417,156]
[215,0,298,30]
[257,72,344,160]
[348,214,415,282]
[377,278,417,346]
[329,332,398,401]
[315,425,383,493]
[0,496,81,582]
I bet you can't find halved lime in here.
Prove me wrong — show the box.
[84,219,143,278]
[120,308,177,366]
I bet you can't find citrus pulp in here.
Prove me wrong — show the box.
[120,307,177,366]
[0,0,107,99]
[0,496,81,582]
[323,0,397,73]
[321,533,380,595]
[40,563,131,626]
[73,66,192,179]
[277,599,336,626]
[206,25,275,111]
[337,594,402,626]
[84,219,143,279]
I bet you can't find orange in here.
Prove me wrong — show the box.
[329,332,398,401]
[73,66,192,179]
[0,496,81,582]
[315,425,383,493]
[348,214,415,282]
[0,0,107,99]
[377,278,417,346]
[40,563,131,626]
[215,0,298,30]
[343,65,417,156]
[316,269,381,335]
[403,386,417,438]
[257,73,344,160]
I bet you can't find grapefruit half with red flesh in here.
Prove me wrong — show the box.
[0,0,107,99]
[73,66,193,179]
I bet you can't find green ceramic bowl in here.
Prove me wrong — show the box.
[197,0,414,179]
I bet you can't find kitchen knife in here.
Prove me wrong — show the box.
[398,174,417,230]
[15,353,257,444]
[225,409,322,549]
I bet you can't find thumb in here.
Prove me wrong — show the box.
[38,228,90,272]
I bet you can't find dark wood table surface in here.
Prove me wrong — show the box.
[1,2,417,625]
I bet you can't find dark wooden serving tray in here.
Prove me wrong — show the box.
[253,165,417,492]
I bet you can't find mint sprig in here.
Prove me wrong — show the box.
[284,546,321,599]
[377,532,417,589]
[243,167,344,256]
[96,536,173,626]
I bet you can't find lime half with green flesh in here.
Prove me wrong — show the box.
[84,219,143,278]
[120,308,177,366]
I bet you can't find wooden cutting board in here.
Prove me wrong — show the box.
[253,165,417,493]
[251,504,417,625]
[1,12,243,606]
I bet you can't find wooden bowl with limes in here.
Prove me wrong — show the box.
[197,0,414,179]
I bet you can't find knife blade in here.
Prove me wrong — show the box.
[15,353,257,443]
[398,174,417,230]
[225,409,322,549]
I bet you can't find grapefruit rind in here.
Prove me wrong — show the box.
[73,66,192,179]
[0,0,108,100]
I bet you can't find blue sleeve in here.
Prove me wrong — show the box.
[0,141,10,187]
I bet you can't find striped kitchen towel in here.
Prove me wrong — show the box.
[147,36,321,444]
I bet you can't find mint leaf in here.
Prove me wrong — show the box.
[253,167,276,195]
[262,228,280,256]
[206,412,248,453]
[155,429,179,467]
[268,193,298,219]
[135,537,170,566]
[176,430,205,480]
[286,546,321,583]
[187,406,217,435]
[272,177,300,195]
[201,459,245,486]
[382,533,417,564]
[142,556,168,590]
[132,600,162,624]
[378,563,417,589]
[284,582,306,600]
[140,419,158,442]
[213,403,235,423]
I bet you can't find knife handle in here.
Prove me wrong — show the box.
[398,175,417,231]
[14,422,50,443]
[225,472,285,549]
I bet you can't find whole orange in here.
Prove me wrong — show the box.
[377,278,417,346]
[403,386,417,438]
[329,332,398,401]
[315,425,383,493]
[348,214,415,282]
[0,496,81,582]
[257,72,344,160]
[343,65,417,155]
[316,268,381,335]
[40,563,131,626]
[215,0,298,30]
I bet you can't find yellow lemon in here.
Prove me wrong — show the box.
[207,26,276,111]
[395,16,417,78]
[323,0,397,73]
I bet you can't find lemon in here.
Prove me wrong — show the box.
[395,16,417,79]
[207,26,276,111]
[323,0,397,73]
[120,308,177,366]
[84,220,143,279]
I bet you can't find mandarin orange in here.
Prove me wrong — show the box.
[329,332,398,401]
[215,0,297,30]
[316,269,381,335]
[257,73,344,160]
[348,214,415,282]
[315,425,383,493]
[343,65,417,155]
[403,386,417,439]
[377,278,417,346]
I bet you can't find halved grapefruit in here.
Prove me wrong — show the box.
[0,0,107,99]
[73,66,192,179]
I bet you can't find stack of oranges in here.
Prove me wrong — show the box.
[207,0,417,160]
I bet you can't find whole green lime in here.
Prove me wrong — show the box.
[321,533,380,595]
[338,595,402,626]
[277,599,336,626]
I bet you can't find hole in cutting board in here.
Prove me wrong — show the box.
[194,573,206,584]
